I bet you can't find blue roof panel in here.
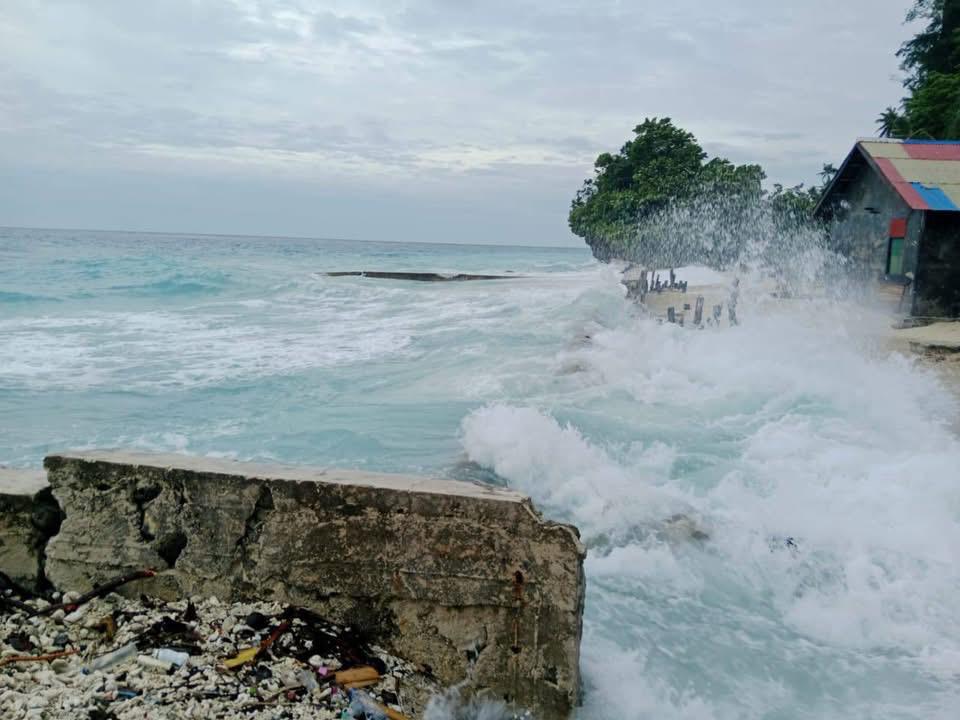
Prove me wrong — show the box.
[910,182,960,211]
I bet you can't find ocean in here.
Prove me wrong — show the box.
[2,226,959,719]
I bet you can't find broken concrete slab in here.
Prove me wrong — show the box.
[0,467,60,591]
[0,467,48,496]
[40,451,585,717]
[326,271,517,281]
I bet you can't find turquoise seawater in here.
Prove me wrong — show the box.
[0,227,594,471]
[2,226,960,719]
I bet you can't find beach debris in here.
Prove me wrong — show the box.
[349,687,414,719]
[223,646,260,669]
[16,569,158,617]
[337,665,381,688]
[0,583,440,719]
[87,641,138,672]
[152,647,189,667]
[0,648,78,668]
[136,653,174,673]
[125,615,202,664]
[223,617,293,668]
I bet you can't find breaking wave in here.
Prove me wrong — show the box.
[461,299,960,718]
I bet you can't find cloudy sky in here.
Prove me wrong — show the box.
[2,0,916,246]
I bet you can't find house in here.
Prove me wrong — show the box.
[814,139,960,317]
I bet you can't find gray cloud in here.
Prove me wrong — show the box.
[0,0,917,245]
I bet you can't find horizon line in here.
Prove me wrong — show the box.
[0,224,586,252]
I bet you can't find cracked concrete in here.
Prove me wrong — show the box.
[0,468,61,593]
[4,451,587,717]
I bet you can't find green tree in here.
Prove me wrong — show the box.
[883,0,960,139]
[877,107,908,137]
[568,118,764,262]
[904,71,960,137]
[897,0,960,89]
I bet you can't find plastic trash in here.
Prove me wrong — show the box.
[152,648,189,667]
[298,668,318,692]
[86,642,137,672]
[347,690,411,720]
[336,665,380,687]
[223,646,259,669]
[137,654,173,673]
[348,689,387,720]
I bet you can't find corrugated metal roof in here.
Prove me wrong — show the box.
[903,142,960,161]
[860,141,911,159]
[912,183,960,210]
[858,139,960,212]
[871,157,930,210]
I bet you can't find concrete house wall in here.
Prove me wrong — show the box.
[824,158,917,280]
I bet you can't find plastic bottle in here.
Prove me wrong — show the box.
[86,642,137,672]
[152,648,190,668]
[137,654,173,673]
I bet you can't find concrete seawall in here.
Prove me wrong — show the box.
[0,452,585,717]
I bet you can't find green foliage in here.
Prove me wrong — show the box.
[771,163,841,219]
[769,183,821,221]
[568,118,766,262]
[876,107,910,138]
[904,71,960,138]
[898,0,960,89]
[881,0,960,139]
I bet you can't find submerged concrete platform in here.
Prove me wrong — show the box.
[326,271,517,282]
[891,320,960,352]
[1,452,585,717]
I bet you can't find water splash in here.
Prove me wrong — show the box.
[461,299,960,719]
[615,193,850,302]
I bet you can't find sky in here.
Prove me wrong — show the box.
[1,0,918,247]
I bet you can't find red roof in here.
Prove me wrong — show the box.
[902,143,960,161]
[872,157,931,210]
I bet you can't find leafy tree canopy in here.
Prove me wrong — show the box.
[878,0,960,139]
[898,0,960,88]
[568,118,765,261]
[568,119,834,265]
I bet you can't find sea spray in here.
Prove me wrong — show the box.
[613,191,858,305]
[461,300,960,718]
